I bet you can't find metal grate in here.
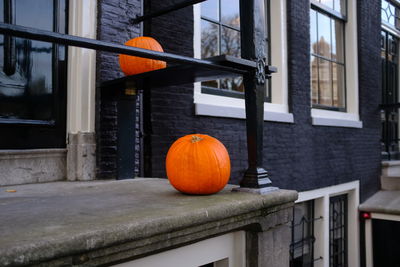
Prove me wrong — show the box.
[329,194,348,267]
[290,201,315,267]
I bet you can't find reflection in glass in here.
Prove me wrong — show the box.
[201,20,219,58]
[220,77,243,92]
[318,58,332,106]
[332,63,345,108]
[311,56,319,104]
[201,0,219,21]
[317,12,331,59]
[221,0,240,28]
[221,27,240,57]
[0,0,55,121]
[320,0,334,10]
[310,10,317,54]
[331,19,344,63]
[290,201,315,267]
[333,0,345,15]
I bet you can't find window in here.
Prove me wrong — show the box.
[382,0,400,30]
[329,195,348,267]
[194,0,293,123]
[290,200,316,267]
[200,0,245,98]
[381,1,400,159]
[310,1,346,111]
[310,0,361,128]
[291,182,359,267]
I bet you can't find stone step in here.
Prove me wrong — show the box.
[382,160,400,177]
[381,175,400,190]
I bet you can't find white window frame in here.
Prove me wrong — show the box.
[310,0,362,128]
[296,181,360,267]
[193,0,293,123]
[112,231,245,267]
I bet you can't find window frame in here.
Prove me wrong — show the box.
[294,181,360,267]
[310,0,362,128]
[193,0,293,123]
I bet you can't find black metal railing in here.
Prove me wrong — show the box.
[0,0,277,187]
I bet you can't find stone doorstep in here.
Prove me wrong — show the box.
[381,175,400,190]
[0,179,298,267]
[381,160,400,177]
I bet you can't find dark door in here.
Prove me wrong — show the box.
[0,0,67,149]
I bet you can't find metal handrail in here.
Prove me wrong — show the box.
[0,22,251,75]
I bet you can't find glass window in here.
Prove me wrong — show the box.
[200,0,271,100]
[290,201,315,267]
[310,1,346,110]
[329,195,348,267]
[382,0,400,31]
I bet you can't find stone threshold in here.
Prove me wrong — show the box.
[0,149,67,159]
[0,178,297,266]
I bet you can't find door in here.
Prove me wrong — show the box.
[0,0,67,149]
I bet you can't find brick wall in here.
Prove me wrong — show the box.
[96,0,142,179]
[96,0,381,201]
[142,0,381,201]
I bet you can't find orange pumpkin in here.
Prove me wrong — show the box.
[166,134,231,195]
[119,36,166,75]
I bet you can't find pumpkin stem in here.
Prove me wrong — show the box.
[191,135,203,143]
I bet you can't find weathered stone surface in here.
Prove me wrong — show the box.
[0,149,66,186]
[67,132,96,181]
[0,178,297,266]
[359,190,400,215]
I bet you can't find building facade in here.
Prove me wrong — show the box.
[0,0,396,266]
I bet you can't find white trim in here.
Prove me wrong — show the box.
[67,0,97,134]
[296,181,360,267]
[311,0,361,128]
[311,109,363,128]
[111,231,245,267]
[382,22,400,38]
[365,219,373,267]
[193,1,292,123]
[371,212,400,222]
[194,93,294,123]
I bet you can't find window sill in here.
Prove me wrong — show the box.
[311,108,363,128]
[194,94,294,123]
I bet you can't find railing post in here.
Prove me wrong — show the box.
[238,0,276,191]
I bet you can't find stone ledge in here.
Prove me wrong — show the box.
[0,178,297,266]
[359,190,400,215]
[0,149,66,186]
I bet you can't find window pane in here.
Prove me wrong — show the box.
[332,63,345,108]
[201,20,219,58]
[311,56,319,104]
[220,77,243,92]
[201,0,219,21]
[310,9,318,55]
[317,12,332,59]
[334,0,346,15]
[290,201,315,267]
[318,58,332,106]
[221,0,240,28]
[221,27,240,57]
[320,0,334,10]
[331,19,344,63]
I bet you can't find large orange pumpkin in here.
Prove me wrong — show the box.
[166,134,231,195]
[119,36,166,75]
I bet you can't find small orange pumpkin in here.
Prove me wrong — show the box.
[119,36,166,75]
[166,134,231,195]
